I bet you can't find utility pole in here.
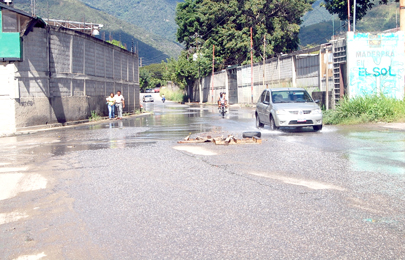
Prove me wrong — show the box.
[30,0,36,16]
[347,0,351,31]
[353,0,357,32]
[401,0,405,32]
[325,48,329,110]
[263,34,266,89]
[250,27,253,104]
[211,45,215,104]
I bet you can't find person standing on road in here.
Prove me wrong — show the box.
[114,90,125,120]
[106,92,116,120]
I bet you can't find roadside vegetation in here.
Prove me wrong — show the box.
[323,95,405,125]
[160,88,186,103]
[89,110,102,121]
[140,64,166,91]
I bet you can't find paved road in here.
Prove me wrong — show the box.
[1,99,404,259]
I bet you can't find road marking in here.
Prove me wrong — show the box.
[0,211,28,225]
[0,163,11,166]
[0,167,28,173]
[249,171,345,191]
[173,146,217,156]
[13,252,46,260]
[0,173,47,201]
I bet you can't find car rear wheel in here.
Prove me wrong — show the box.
[270,116,278,131]
[256,114,264,128]
[313,125,323,131]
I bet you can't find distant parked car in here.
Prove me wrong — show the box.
[255,88,323,131]
[154,87,160,93]
[145,89,153,93]
[143,94,154,102]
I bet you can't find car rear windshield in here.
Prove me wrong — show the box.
[271,90,313,103]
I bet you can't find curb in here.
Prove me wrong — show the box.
[1,112,152,138]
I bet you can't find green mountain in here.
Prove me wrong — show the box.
[13,0,183,65]
[299,1,399,47]
[79,0,182,42]
[301,0,334,27]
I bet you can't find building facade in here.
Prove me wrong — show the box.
[0,3,140,135]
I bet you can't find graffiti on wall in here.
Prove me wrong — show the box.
[347,32,405,99]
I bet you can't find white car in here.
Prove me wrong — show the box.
[143,95,154,102]
[255,88,323,131]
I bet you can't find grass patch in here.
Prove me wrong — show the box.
[323,95,405,125]
[160,88,186,102]
[89,110,102,121]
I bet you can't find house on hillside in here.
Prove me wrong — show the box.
[0,2,140,135]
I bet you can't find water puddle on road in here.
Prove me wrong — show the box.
[344,130,405,175]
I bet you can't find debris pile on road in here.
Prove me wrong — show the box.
[178,133,262,145]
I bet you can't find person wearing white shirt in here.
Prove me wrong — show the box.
[114,90,125,119]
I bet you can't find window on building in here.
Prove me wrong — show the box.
[2,10,18,32]
[2,10,31,33]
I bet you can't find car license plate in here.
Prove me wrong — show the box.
[297,119,306,123]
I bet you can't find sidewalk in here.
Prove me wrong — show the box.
[380,123,405,131]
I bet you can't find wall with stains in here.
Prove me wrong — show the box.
[192,52,321,104]
[347,32,405,99]
[0,25,140,135]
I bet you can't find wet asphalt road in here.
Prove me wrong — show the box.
[1,93,405,259]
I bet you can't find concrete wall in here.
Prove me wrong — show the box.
[0,63,17,134]
[0,26,139,133]
[347,31,405,99]
[192,51,321,104]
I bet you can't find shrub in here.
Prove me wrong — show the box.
[160,88,186,102]
[323,95,405,125]
[89,110,102,121]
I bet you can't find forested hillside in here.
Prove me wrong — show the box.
[301,0,333,27]
[79,0,182,42]
[299,1,399,47]
[13,0,183,65]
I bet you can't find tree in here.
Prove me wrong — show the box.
[323,0,399,21]
[140,64,167,90]
[176,0,315,68]
[139,68,153,90]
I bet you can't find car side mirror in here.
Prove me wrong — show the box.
[314,100,320,103]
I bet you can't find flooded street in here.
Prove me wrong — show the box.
[1,95,405,259]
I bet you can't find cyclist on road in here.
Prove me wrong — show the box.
[218,92,227,108]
